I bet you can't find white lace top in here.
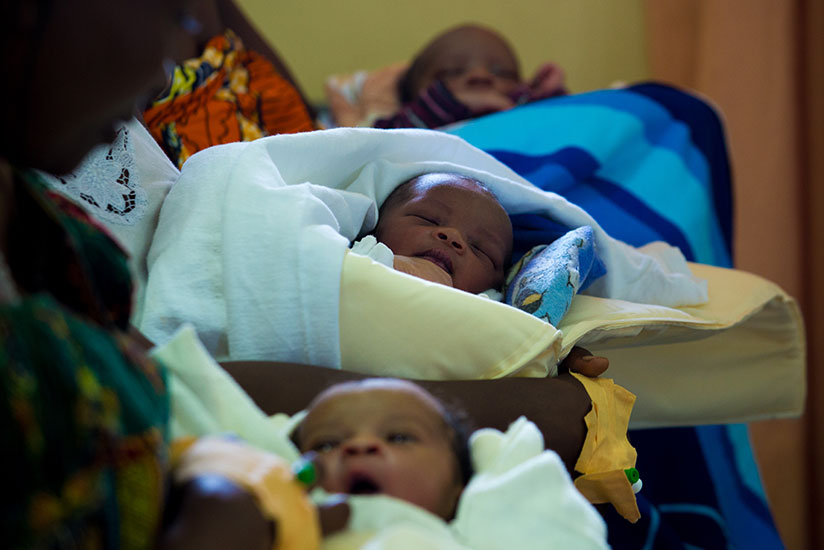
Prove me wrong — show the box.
[39,118,179,324]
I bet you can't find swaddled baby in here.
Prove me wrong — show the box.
[354,172,608,378]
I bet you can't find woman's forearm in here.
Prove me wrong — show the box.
[221,361,589,472]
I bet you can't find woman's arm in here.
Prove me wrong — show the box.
[221,361,591,472]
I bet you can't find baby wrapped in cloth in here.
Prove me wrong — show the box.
[139,127,707,369]
[52,122,803,426]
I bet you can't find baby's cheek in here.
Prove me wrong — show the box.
[315,456,343,493]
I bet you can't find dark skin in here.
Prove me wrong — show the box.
[130,325,605,472]
[221,348,606,475]
[157,477,273,550]
[157,476,350,549]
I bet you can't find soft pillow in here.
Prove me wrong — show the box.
[504,226,605,326]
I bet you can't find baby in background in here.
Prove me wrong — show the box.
[294,378,472,520]
[374,23,567,129]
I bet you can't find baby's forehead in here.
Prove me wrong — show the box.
[300,385,451,442]
[426,26,515,62]
[296,381,455,449]
[405,174,494,201]
[314,379,445,415]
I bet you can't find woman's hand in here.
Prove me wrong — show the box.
[528,62,567,100]
[157,475,274,550]
[558,346,609,378]
[450,87,516,115]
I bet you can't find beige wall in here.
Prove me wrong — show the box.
[235,0,649,104]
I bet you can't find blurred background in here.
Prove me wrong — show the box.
[238,1,822,547]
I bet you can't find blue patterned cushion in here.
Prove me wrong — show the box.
[504,226,605,325]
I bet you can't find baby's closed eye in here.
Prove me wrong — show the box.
[471,242,497,266]
[386,432,417,444]
[413,214,437,224]
[309,439,340,453]
[436,67,466,80]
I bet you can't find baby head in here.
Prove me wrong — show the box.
[295,378,472,520]
[398,23,523,104]
[375,172,513,294]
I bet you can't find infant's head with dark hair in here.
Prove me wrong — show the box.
[398,24,524,109]
[374,172,513,294]
[295,378,473,520]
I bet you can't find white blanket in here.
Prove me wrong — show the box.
[140,128,707,364]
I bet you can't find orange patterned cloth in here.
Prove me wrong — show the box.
[143,30,314,168]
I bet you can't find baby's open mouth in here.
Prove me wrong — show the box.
[347,474,381,495]
[418,249,453,275]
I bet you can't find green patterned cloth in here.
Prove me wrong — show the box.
[2,171,169,549]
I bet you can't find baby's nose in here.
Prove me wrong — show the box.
[462,65,496,85]
[435,227,466,251]
[341,436,382,456]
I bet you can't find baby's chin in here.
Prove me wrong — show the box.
[456,279,503,295]
[419,255,452,277]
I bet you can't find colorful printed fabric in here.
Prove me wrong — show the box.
[143,29,315,168]
[2,171,170,549]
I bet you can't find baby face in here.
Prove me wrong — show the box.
[411,25,522,102]
[298,380,463,520]
[375,174,513,294]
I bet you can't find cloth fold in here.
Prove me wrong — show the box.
[571,373,640,522]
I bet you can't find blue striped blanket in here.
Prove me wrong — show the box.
[447,81,733,267]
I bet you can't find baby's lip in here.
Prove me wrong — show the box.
[417,249,454,275]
